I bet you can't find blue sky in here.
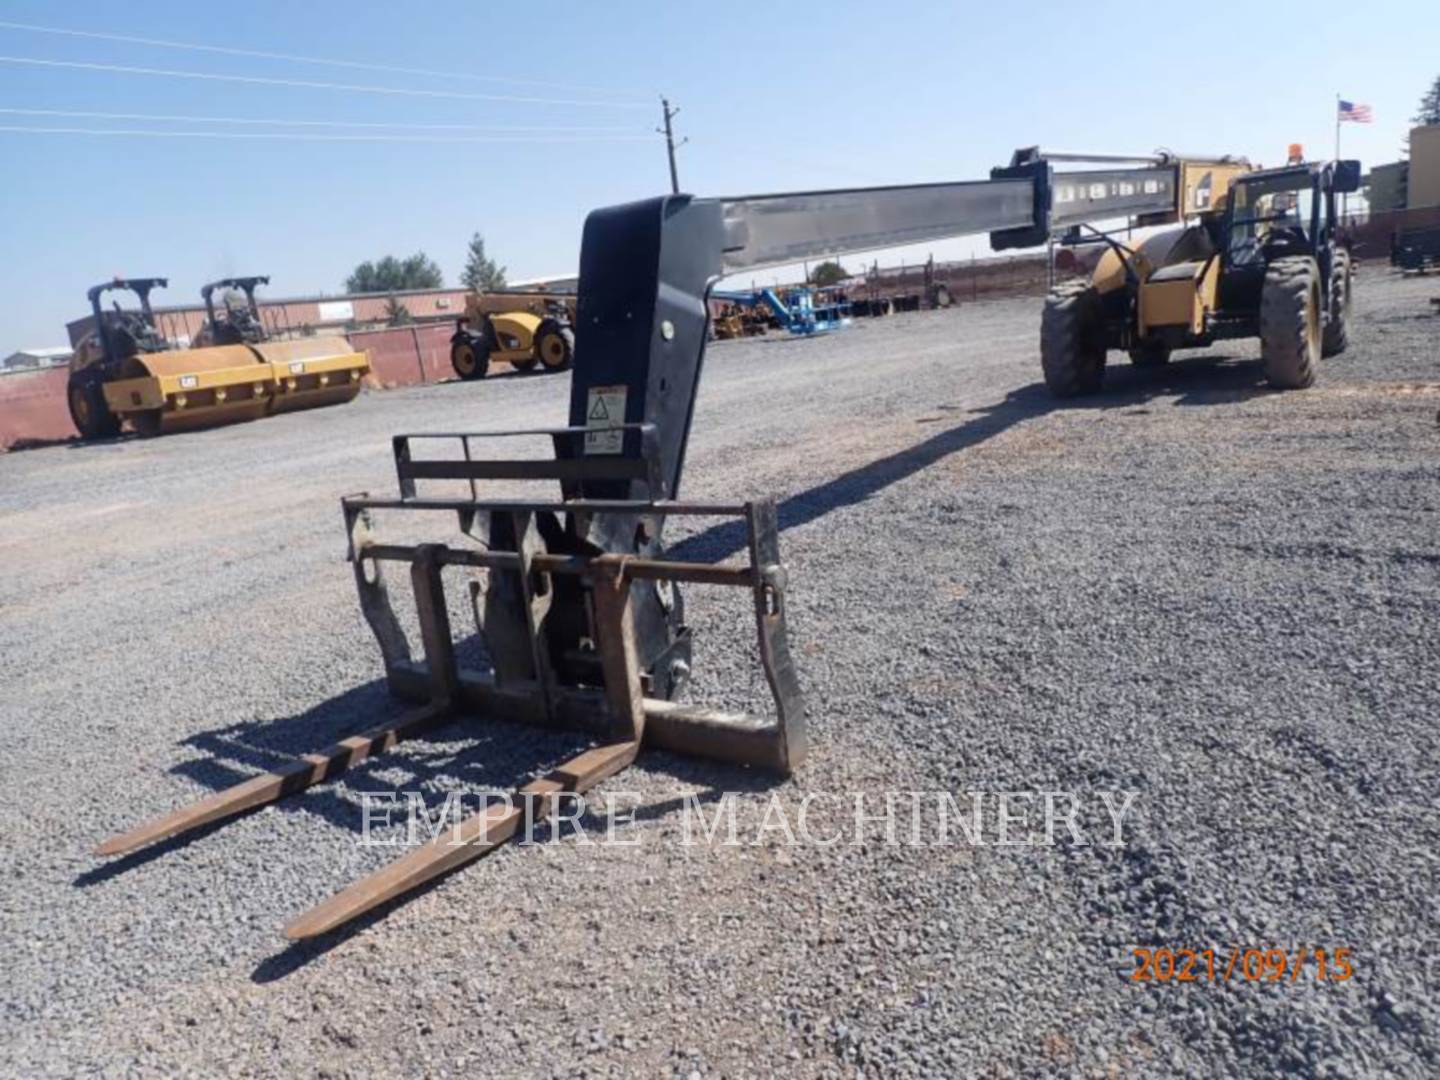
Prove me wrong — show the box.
[0,0,1431,352]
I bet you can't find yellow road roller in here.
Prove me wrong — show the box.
[66,277,370,440]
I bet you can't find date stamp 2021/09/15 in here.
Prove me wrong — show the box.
[1131,947,1355,984]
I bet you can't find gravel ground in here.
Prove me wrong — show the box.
[2,269,1438,1077]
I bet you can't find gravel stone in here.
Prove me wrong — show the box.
[1,268,1437,1076]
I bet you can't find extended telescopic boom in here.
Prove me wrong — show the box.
[566,146,1242,511]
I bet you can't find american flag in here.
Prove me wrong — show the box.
[1338,99,1373,123]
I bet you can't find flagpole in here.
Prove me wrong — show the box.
[1335,94,1346,222]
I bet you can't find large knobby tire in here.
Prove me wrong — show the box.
[535,320,574,372]
[1040,283,1107,397]
[67,374,121,440]
[1128,341,1172,368]
[450,335,489,381]
[1260,256,1322,389]
[1322,250,1352,358]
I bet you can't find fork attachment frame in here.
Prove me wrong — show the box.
[343,423,806,773]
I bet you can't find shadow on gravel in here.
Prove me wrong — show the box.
[249,870,474,983]
[249,863,477,983]
[61,432,138,451]
[73,818,238,887]
[77,675,790,978]
[8,434,78,452]
[671,355,1270,562]
[624,749,783,824]
[77,679,592,873]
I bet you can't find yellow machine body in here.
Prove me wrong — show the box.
[254,337,368,415]
[455,291,577,374]
[102,345,273,432]
[713,313,744,340]
[486,311,544,367]
[1091,224,1224,339]
[461,290,576,324]
[97,336,368,435]
[1139,259,1221,337]
[1086,158,1252,344]
[1133,159,1253,226]
[1178,160,1253,216]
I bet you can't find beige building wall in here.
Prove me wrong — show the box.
[1367,161,1408,212]
[1409,125,1440,209]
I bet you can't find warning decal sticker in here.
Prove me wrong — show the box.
[583,385,627,454]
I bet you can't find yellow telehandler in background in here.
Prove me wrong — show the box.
[1041,158,1358,395]
[449,290,576,380]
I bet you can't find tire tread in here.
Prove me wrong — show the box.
[1259,256,1320,390]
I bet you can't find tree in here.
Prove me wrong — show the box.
[461,232,507,292]
[1415,74,1440,127]
[809,260,847,287]
[384,295,414,326]
[345,253,443,294]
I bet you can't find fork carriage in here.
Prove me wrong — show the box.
[344,425,806,775]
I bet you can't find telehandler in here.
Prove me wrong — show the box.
[1040,157,1359,395]
[98,147,1359,940]
[449,291,576,380]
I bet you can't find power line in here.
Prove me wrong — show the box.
[0,19,649,99]
[0,124,655,144]
[0,55,652,109]
[0,106,644,133]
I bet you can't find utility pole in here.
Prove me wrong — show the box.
[658,97,687,194]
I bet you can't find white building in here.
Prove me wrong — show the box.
[508,273,580,292]
[1,347,72,373]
